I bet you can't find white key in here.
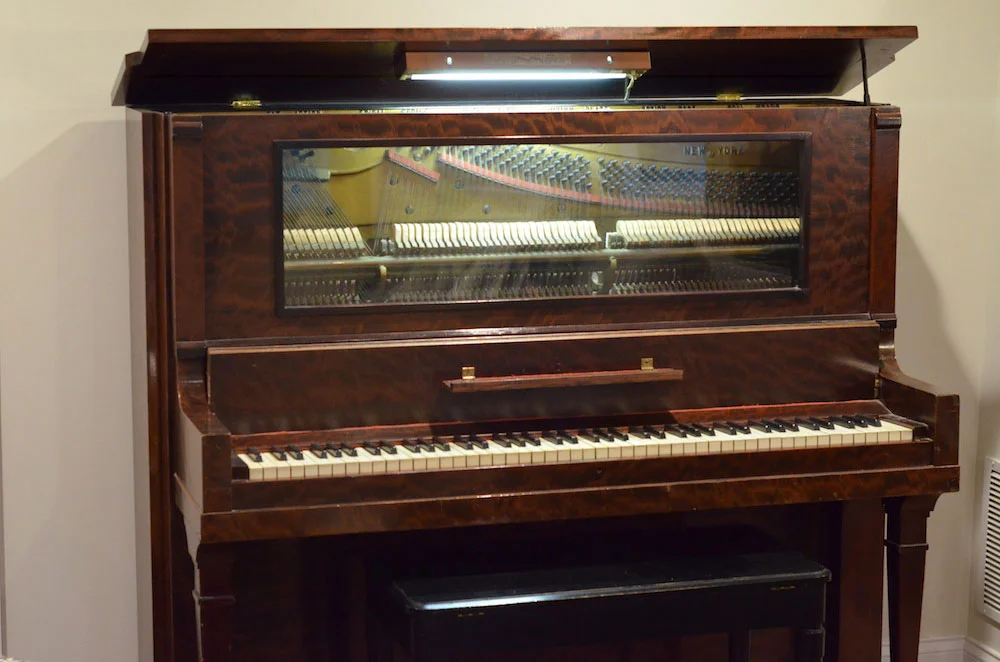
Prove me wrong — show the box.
[450,443,480,468]
[268,451,293,480]
[305,450,335,478]
[339,450,366,476]
[540,438,572,463]
[237,453,266,481]
[396,446,426,472]
[282,450,310,479]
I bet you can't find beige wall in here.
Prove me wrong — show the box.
[1,1,998,661]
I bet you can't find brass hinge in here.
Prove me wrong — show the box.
[716,91,743,103]
[231,98,262,110]
[874,376,882,398]
[640,357,654,371]
[461,366,476,380]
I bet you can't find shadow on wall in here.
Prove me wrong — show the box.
[896,214,979,635]
[0,119,139,662]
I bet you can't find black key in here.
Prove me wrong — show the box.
[644,425,667,439]
[470,436,489,450]
[665,425,687,438]
[378,441,398,455]
[630,426,651,439]
[828,416,855,429]
[362,442,382,456]
[246,446,263,462]
[594,429,615,442]
[286,445,305,460]
[843,415,869,428]
[416,438,436,452]
[561,433,580,444]
[454,436,474,451]
[794,417,820,431]
[607,428,629,441]
[713,423,736,435]
[677,424,702,437]
[323,443,343,458]
[308,443,327,459]
[858,415,881,427]
[340,444,359,457]
[402,440,422,453]
[580,430,599,442]
[691,423,716,436]
[269,447,287,461]
[726,421,752,434]
[509,434,527,448]
[808,417,835,430]
[493,435,512,448]
[764,420,786,432]
[748,420,772,433]
[547,435,564,445]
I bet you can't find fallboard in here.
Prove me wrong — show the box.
[207,320,879,434]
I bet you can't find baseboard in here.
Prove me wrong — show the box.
[966,638,1000,662]
[880,636,969,662]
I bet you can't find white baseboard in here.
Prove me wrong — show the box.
[880,636,970,662]
[966,638,1000,662]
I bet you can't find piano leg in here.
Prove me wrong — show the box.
[885,495,940,662]
[193,543,235,662]
[829,499,884,662]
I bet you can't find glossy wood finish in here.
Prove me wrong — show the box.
[193,544,234,662]
[826,500,885,662]
[119,26,961,662]
[207,322,879,434]
[443,366,684,392]
[198,107,871,342]
[169,117,207,342]
[880,359,961,466]
[114,27,917,110]
[132,110,178,662]
[869,107,902,319]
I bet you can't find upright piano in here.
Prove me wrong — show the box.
[115,26,960,662]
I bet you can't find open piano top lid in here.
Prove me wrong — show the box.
[113,26,916,111]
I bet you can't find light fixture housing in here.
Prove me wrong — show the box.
[400,50,651,83]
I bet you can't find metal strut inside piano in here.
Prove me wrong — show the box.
[117,26,958,662]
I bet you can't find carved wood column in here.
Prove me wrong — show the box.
[885,495,940,662]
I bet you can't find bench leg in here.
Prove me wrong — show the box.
[366,615,394,662]
[729,630,750,662]
[795,626,826,662]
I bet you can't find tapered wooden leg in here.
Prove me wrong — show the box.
[194,543,235,662]
[885,495,939,662]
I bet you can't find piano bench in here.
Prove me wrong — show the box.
[367,529,832,662]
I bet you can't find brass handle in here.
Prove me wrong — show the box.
[444,366,683,393]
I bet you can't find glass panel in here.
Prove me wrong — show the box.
[280,139,805,309]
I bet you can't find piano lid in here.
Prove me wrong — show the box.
[113,26,916,111]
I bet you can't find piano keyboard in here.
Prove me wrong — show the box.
[236,416,915,482]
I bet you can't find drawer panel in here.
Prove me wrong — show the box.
[208,321,879,434]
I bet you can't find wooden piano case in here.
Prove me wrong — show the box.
[116,27,958,662]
